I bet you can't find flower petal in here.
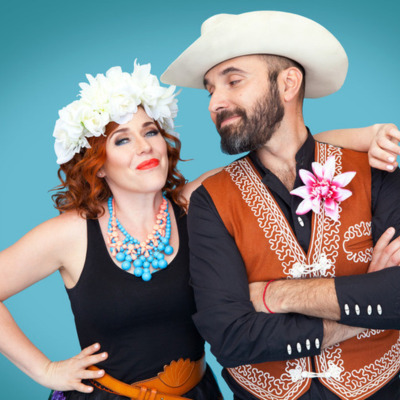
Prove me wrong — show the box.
[324,197,336,210]
[312,162,324,181]
[332,171,356,188]
[290,185,312,199]
[333,188,352,202]
[322,156,336,182]
[295,198,314,215]
[311,197,321,214]
[299,169,317,186]
[325,201,338,221]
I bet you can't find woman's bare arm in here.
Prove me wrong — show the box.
[180,167,223,207]
[315,123,400,171]
[0,214,107,393]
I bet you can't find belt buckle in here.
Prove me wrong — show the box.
[158,358,195,388]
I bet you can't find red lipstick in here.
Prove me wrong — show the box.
[136,158,160,170]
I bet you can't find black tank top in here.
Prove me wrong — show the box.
[66,201,204,383]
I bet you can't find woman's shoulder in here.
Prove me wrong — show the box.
[33,211,89,256]
[179,167,223,205]
[45,210,87,234]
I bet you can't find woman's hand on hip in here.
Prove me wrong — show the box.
[42,343,108,393]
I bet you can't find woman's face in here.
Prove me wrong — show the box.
[99,107,169,197]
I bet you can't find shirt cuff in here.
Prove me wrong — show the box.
[335,267,400,329]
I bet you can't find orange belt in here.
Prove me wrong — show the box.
[88,354,206,400]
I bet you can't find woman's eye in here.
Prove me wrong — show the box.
[145,130,159,137]
[115,138,129,146]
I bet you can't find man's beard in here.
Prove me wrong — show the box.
[216,80,285,155]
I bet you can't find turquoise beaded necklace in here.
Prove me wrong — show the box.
[107,196,174,281]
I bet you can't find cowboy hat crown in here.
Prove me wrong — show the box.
[161,11,348,98]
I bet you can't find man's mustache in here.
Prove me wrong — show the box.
[216,108,247,131]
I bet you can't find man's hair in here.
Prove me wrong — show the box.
[259,54,306,102]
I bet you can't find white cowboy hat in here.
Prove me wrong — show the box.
[161,11,348,98]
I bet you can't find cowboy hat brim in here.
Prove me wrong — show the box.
[161,11,348,98]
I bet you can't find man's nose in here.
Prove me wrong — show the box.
[208,89,230,113]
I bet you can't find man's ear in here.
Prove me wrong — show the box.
[281,67,303,102]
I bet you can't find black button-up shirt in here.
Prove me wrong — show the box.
[188,133,400,399]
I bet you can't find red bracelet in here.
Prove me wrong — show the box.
[263,280,275,314]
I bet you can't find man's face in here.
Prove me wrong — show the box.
[204,55,284,154]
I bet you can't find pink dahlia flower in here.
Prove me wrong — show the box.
[290,156,356,221]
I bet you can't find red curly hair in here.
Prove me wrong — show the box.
[52,121,187,219]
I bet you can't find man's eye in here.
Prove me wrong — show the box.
[208,92,213,98]
[230,80,240,86]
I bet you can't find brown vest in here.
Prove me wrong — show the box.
[203,142,400,400]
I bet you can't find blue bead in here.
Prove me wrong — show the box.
[143,261,150,268]
[161,237,168,244]
[142,271,152,281]
[133,259,143,268]
[139,255,146,262]
[110,247,114,253]
[134,267,143,277]
[158,243,165,251]
[116,252,125,262]
[152,259,159,268]
[125,254,133,262]
[157,253,164,260]
[121,261,131,270]
[158,259,168,269]
[164,245,173,255]
[147,256,154,262]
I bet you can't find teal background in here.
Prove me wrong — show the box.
[0,0,399,398]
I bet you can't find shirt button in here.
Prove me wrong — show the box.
[315,338,320,349]
[367,305,372,315]
[377,305,382,315]
[287,344,292,355]
[297,217,305,227]
[344,304,350,315]
[297,343,302,353]
[355,305,360,315]
[306,339,311,350]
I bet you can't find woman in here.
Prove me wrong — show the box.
[0,61,396,400]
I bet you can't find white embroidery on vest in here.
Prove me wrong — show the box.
[290,361,342,382]
[289,253,333,278]
[225,159,307,277]
[343,222,373,263]
[357,329,385,340]
[308,144,343,276]
[316,334,400,399]
[228,358,311,400]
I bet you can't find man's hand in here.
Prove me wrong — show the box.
[368,227,400,272]
[322,320,365,349]
[368,124,400,172]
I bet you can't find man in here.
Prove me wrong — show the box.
[161,11,400,400]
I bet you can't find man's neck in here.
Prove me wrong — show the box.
[256,121,308,191]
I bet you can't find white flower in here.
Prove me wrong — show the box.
[53,119,91,164]
[58,100,85,139]
[78,105,108,137]
[53,61,180,164]
[108,90,139,124]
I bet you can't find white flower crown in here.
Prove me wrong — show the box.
[53,60,179,164]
